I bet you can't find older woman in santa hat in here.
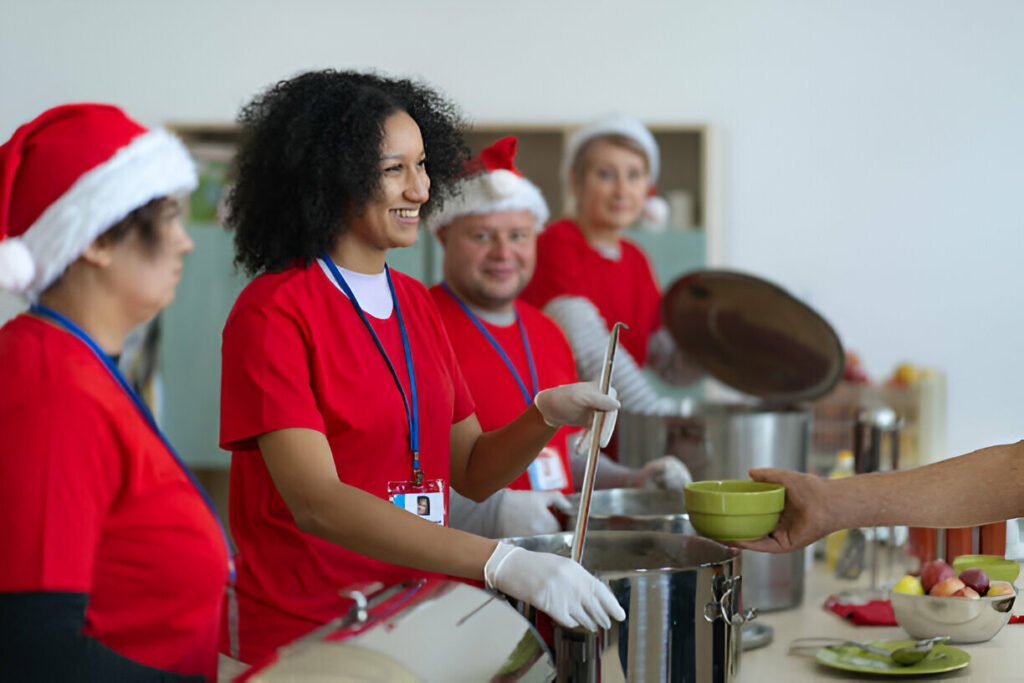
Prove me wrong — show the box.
[0,104,230,680]
[521,114,701,418]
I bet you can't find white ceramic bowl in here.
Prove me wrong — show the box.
[890,588,1018,644]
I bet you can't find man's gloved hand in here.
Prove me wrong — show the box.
[495,490,573,538]
[485,542,626,631]
[636,456,693,490]
[535,381,619,429]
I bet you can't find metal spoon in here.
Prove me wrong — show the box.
[789,636,949,666]
[889,636,949,666]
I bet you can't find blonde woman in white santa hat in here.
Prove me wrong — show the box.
[0,104,230,680]
[521,114,701,421]
[424,136,692,539]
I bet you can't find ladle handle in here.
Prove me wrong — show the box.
[570,322,626,565]
[703,576,758,626]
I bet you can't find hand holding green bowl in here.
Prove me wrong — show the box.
[684,480,786,541]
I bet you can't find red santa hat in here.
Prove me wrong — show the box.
[0,103,197,298]
[425,136,549,233]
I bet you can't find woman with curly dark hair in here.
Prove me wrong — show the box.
[219,70,624,662]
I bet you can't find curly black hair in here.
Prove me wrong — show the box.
[228,69,469,276]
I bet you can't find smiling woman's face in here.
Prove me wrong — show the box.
[346,110,431,252]
[573,138,650,232]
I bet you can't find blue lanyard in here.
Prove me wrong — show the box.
[319,254,423,484]
[440,282,539,406]
[29,304,236,584]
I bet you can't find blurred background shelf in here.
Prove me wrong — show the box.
[161,122,710,469]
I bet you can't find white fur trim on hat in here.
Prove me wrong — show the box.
[15,128,197,298]
[562,113,660,186]
[643,195,670,229]
[0,237,34,291]
[425,169,549,234]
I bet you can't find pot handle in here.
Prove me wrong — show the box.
[704,576,758,625]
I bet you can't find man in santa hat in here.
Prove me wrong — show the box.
[426,137,690,538]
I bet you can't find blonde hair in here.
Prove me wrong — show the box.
[570,133,650,184]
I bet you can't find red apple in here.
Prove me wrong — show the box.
[922,560,956,592]
[987,581,1016,597]
[958,568,990,596]
[929,577,966,597]
[952,586,980,598]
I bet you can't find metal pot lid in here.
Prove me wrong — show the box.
[663,269,844,403]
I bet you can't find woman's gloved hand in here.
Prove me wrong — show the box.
[535,381,619,429]
[485,542,625,631]
[636,456,693,490]
[574,386,618,453]
[495,490,573,538]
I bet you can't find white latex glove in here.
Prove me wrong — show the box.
[570,387,619,456]
[495,490,573,538]
[485,542,625,631]
[637,456,693,491]
[534,381,620,429]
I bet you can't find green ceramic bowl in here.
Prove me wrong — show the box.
[684,480,785,542]
[952,555,1021,584]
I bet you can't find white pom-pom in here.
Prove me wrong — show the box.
[487,170,519,199]
[0,238,35,293]
[643,196,670,229]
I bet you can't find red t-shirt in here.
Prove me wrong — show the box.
[431,285,578,494]
[220,263,475,663]
[520,218,662,366]
[0,315,228,681]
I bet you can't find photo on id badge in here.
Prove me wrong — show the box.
[527,447,568,491]
[389,479,445,524]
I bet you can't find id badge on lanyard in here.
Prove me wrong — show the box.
[321,255,451,526]
[387,479,446,525]
[527,446,569,492]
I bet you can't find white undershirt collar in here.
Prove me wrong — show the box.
[470,305,516,327]
[594,243,622,260]
[317,258,394,319]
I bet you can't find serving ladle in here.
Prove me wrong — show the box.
[789,636,950,666]
[570,322,626,565]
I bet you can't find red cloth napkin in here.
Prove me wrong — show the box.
[824,595,1024,626]
[824,595,897,625]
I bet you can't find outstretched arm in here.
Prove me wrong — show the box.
[738,441,1024,554]
[260,426,624,630]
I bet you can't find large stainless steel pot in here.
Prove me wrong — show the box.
[505,530,751,683]
[563,488,694,534]
[618,405,810,612]
[243,579,555,682]
[613,269,843,613]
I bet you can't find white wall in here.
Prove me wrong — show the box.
[3,0,1022,456]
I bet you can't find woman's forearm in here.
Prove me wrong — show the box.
[830,441,1024,530]
[452,407,556,501]
[302,482,497,580]
[259,428,497,580]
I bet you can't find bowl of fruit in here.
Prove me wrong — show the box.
[890,559,1018,644]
